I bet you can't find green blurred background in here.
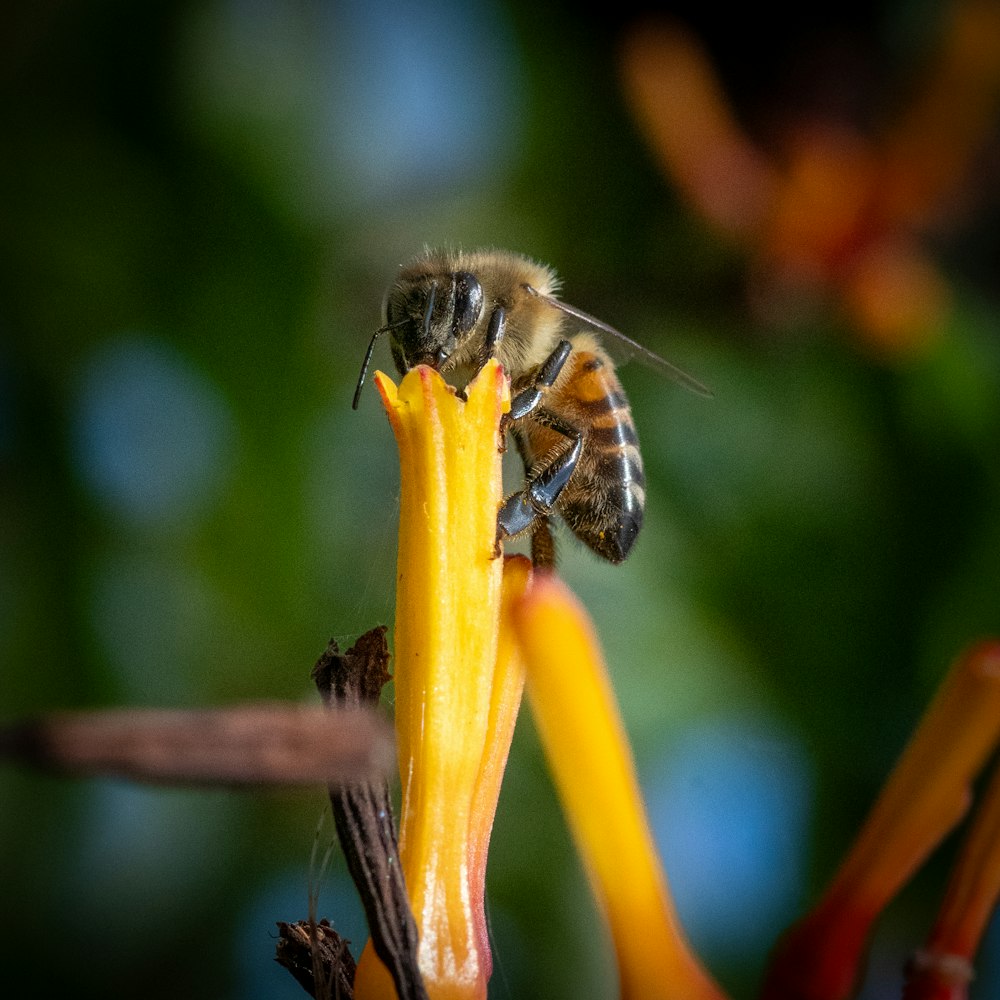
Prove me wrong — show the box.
[2,1,999,997]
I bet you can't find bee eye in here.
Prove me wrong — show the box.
[452,271,483,335]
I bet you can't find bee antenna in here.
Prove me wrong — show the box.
[352,318,411,409]
[352,330,382,409]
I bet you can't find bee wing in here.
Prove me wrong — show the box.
[526,286,713,398]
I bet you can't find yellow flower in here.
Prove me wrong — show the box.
[353,358,724,1000]
[353,359,521,1000]
[512,572,727,1000]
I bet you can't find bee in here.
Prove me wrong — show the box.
[353,248,710,567]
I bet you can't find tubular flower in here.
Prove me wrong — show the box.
[352,360,528,1000]
[905,651,1000,1000]
[761,640,1000,1000]
[512,572,728,1000]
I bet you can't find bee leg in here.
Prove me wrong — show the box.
[470,305,507,382]
[495,408,583,564]
[493,340,577,560]
[498,337,573,447]
[469,306,508,413]
[530,519,557,568]
[507,340,572,422]
[491,307,510,451]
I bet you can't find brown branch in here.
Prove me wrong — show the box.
[314,629,430,1000]
[276,920,356,999]
[0,703,394,787]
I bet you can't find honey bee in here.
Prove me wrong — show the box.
[353,248,710,566]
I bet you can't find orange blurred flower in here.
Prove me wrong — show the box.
[620,1,1000,356]
[905,662,1000,1000]
[760,641,1000,1000]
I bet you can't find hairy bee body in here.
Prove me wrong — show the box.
[355,248,704,566]
[383,249,564,379]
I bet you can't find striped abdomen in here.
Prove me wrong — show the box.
[518,341,645,563]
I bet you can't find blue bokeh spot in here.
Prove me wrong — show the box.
[644,714,814,966]
[73,335,236,528]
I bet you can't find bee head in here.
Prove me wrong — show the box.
[385,270,484,374]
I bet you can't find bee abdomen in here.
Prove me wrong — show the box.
[560,349,646,563]
[568,443,645,563]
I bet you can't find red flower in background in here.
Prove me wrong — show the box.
[620,1,1000,356]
